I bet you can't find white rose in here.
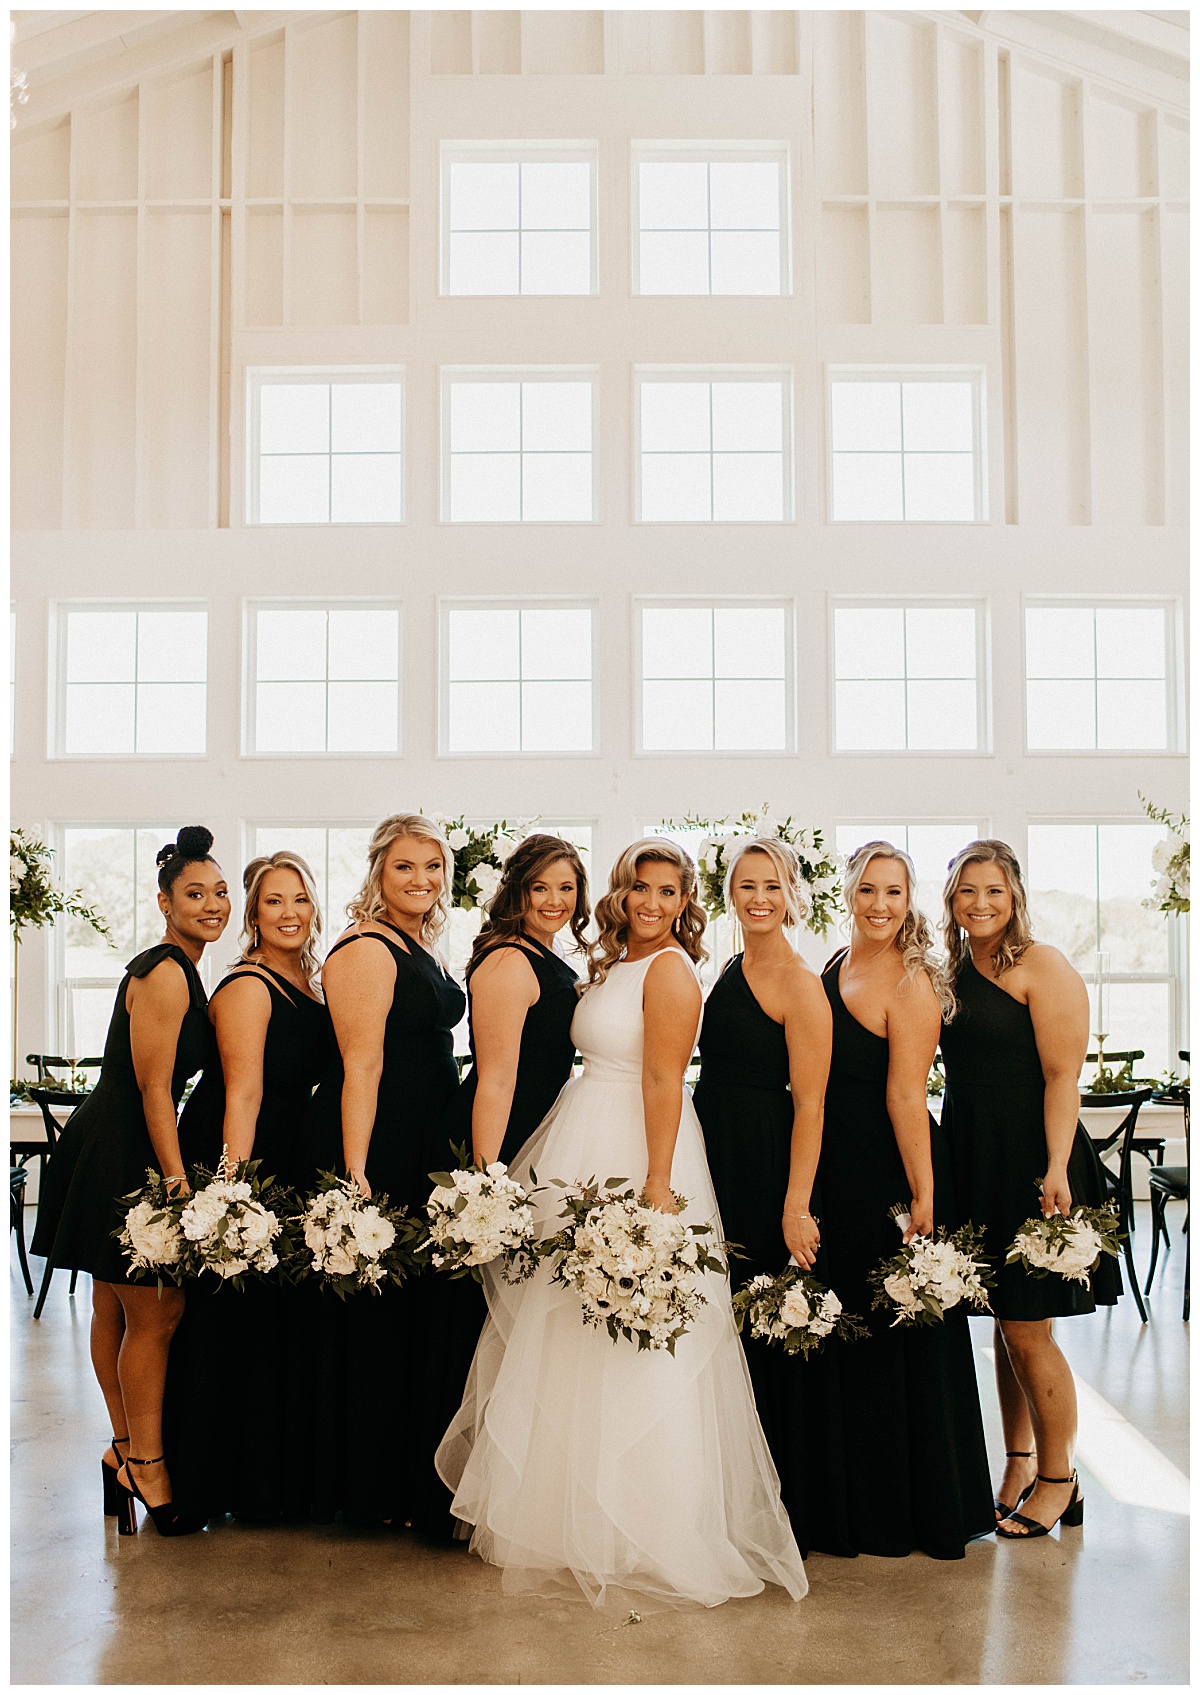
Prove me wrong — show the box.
[470,863,501,901]
[10,853,24,892]
[240,1205,276,1246]
[447,828,469,851]
[325,1243,357,1277]
[883,1270,919,1309]
[216,1257,249,1280]
[779,1286,812,1329]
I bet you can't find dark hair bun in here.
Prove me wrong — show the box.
[174,825,214,862]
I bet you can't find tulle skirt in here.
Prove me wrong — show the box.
[435,1067,807,1610]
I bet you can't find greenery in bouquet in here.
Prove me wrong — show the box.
[180,1153,299,1291]
[1083,1055,1139,1095]
[422,1143,541,1284]
[870,1208,994,1327]
[113,1169,189,1288]
[293,1172,423,1298]
[732,1264,867,1357]
[428,813,538,912]
[10,827,111,941]
[663,805,842,938]
[1006,1202,1122,1287]
[1140,795,1189,916]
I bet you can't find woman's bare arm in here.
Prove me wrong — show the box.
[323,937,395,1197]
[211,975,273,1164]
[780,963,833,1268]
[641,952,702,1214]
[466,948,540,1166]
[127,959,192,1191]
[1023,944,1090,1216]
[884,972,941,1241]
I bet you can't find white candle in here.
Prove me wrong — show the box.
[1093,950,1110,1038]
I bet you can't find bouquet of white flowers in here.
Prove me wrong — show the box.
[295,1172,420,1297]
[423,1147,540,1283]
[179,1152,295,1289]
[1140,795,1189,916]
[1006,1203,1122,1286]
[660,805,842,939]
[114,1169,189,1285]
[731,1263,866,1358]
[871,1207,994,1327]
[427,812,537,912]
[539,1176,729,1354]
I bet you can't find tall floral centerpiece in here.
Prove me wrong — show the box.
[10,828,111,1086]
[428,814,537,977]
[1140,795,1189,916]
[659,806,842,947]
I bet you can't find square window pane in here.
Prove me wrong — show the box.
[906,679,978,750]
[449,609,520,681]
[714,678,786,750]
[836,823,900,863]
[256,680,327,751]
[136,611,206,684]
[327,828,374,931]
[639,162,709,230]
[711,383,783,453]
[638,231,710,295]
[905,608,977,679]
[331,384,403,454]
[1096,607,1166,679]
[831,452,903,521]
[835,679,906,750]
[449,162,519,231]
[449,383,521,453]
[903,453,976,521]
[642,679,713,750]
[831,383,901,452]
[66,610,136,683]
[520,162,591,230]
[1026,679,1096,749]
[642,607,712,679]
[1105,983,1170,1076]
[260,384,329,454]
[714,608,785,680]
[641,453,711,522]
[329,610,399,681]
[259,456,330,524]
[834,607,905,679]
[640,382,712,453]
[521,680,593,751]
[257,610,327,681]
[901,382,974,451]
[64,683,134,754]
[449,453,521,522]
[1099,825,1168,973]
[327,680,399,752]
[709,162,780,230]
[907,825,981,893]
[331,454,403,523]
[448,679,521,751]
[1097,680,1167,750]
[709,231,781,295]
[1026,608,1095,679]
[712,452,784,521]
[135,682,206,754]
[519,230,591,295]
[448,231,520,295]
[1028,821,1098,900]
[521,383,593,452]
[521,609,592,680]
[521,453,593,521]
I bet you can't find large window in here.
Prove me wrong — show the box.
[632,147,789,296]
[441,144,597,296]
[636,371,791,522]
[834,822,985,926]
[1025,602,1178,752]
[831,602,986,752]
[246,604,401,755]
[441,602,595,754]
[250,823,375,945]
[246,370,404,525]
[443,371,596,522]
[53,604,207,757]
[828,373,985,522]
[637,601,791,753]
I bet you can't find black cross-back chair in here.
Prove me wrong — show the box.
[1084,1052,1166,1187]
[10,1165,33,1295]
[24,1089,89,1316]
[1146,1053,1190,1321]
[1083,1086,1156,1323]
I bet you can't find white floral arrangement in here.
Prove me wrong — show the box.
[1140,795,1189,916]
[659,804,842,938]
[731,1263,866,1358]
[179,1152,290,1287]
[426,813,538,913]
[423,1149,540,1284]
[870,1207,994,1327]
[539,1177,729,1354]
[296,1172,419,1298]
[1006,1203,1122,1287]
[114,1170,189,1284]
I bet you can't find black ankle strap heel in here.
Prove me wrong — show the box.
[102,1435,129,1519]
[997,1470,1084,1538]
[994,1449,1036,1520]
[118,1455,205,1538]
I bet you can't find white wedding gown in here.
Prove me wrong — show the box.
[435,949,807,1610]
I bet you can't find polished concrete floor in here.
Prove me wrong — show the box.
[11,1207,1189,1686]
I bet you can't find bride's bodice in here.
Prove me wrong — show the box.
[569,951,702,1083]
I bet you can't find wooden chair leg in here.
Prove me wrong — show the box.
[32,1256,55,1320]
[1123,1211,1149,1323]
[1145,1190,1165,1295]
[11,1191,34,1296]
[68,1268,78,1296]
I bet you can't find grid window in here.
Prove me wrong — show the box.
[639,603,790,753]
[634,153,787,296]
[249,605,401,755]
[637,374,789,522]
[830,376,983,522]
[835,822,985,924]
[1027,822,1175,1074]
[248,373,403,525]
[56,605,206,757]
[444,605,595,754]
[832,604,983,752]
[443,149,596,296]
[251,824,374,947]
[1025,604,1174,752]
[446,375,595,522]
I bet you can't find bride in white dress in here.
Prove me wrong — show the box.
[436,839,807,1610]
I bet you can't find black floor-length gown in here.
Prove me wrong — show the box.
[692,954,846,1558]
[804,950,995,1559]
[164,964,335,1522]
[939,953,1122,1319]
[31,944,210,1283]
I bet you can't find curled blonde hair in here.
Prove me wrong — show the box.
[843,840,954,1019]
[723,837,809,932]
[347,813,454,943]
[942,839,1034,1004]
[238,852,323,984]
[588,838,708,987]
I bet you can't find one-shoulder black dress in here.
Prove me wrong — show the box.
[300,922,467,1534]
[164,964,335,1521]
[803,951,994,1560]
[939,953,1122,1320]
[32,943,210,1284]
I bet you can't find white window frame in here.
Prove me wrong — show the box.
[633,366,795,525]
[241,599,404,760]
[825,366,989,524]
[630,141,792,297]
[243,818,378,947]
[633,596,796,758]
[827,596,991,757]
[1022,595,1186,757]
[438,597,600,758]
[245,366,406,528]
[440,367,600,525]
[439,140,600,298]
[48,600,208,762]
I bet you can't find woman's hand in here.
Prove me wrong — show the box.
[643,1175,678,1215]
[349,1168,372,1200]
[904,1194,934,1242]
[782,1210,820,1268]
[164,1173,191,1198]
[1040,1167,1072,1217]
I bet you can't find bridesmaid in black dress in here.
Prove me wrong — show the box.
[940,839,1118,1541]
[32,826,230,1536]
[807,841,994,1560]
[300,813,467,1535]
[165,851,334,1522]
[692,837,836,1554]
